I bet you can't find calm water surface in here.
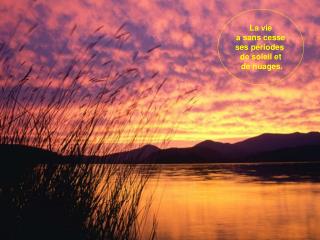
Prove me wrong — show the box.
[141,163,320,240]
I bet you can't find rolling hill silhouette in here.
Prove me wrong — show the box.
[1,132,320,164]
[111,132,320,163]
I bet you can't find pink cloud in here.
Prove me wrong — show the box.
[0,0,319,147]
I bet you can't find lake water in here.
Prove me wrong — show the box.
[141,163,320,240]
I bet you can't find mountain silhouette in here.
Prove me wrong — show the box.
[128,132,320,163]
[1,132,320,164]
[233,132,320,154]
[104,144,160,163]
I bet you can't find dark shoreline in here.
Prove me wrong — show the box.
[1,143,320,165]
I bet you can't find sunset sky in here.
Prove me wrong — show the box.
[1,0,320,148]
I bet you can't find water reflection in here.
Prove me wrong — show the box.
[142,163,320,240]
[145,162,320,183]
[2,162,320,240]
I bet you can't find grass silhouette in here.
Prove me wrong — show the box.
[0,13,195,239]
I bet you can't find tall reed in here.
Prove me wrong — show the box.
[0,8,196,239]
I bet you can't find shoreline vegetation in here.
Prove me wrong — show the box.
[0,18,194,239]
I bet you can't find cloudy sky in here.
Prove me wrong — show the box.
[1,0,320,147]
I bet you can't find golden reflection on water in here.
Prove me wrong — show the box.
[141,164,320,240]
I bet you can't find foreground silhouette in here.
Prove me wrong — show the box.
[1,162,155,240]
